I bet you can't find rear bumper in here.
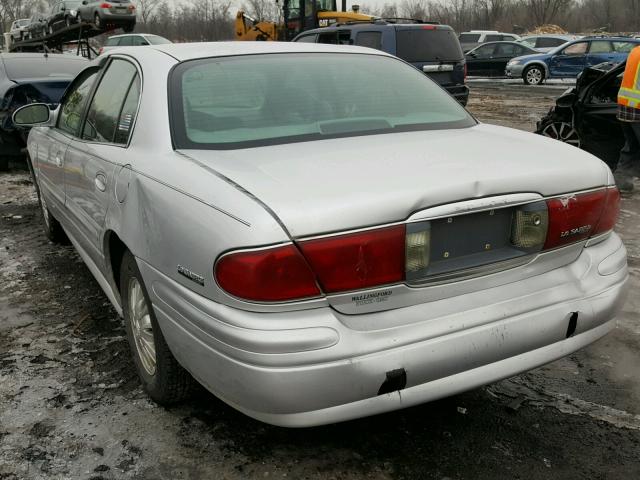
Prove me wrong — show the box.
[98,10,135,22]
[142,233,628,427]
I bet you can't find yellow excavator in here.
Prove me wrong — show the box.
[235,0,375,41]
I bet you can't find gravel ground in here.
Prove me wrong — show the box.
[1,82,639,480]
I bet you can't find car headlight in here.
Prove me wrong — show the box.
[507,60,521,66]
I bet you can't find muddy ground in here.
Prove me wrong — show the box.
[1,82,639,480]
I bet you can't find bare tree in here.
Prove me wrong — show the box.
[522,0,574,26]
[136,0,164,24]
[242,0,280,22]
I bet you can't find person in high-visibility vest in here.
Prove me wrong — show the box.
[616,45,640,192]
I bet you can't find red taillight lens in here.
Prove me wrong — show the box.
[593,187,620,235]
[543,189,616,250]
[100,3,112,8]
[128,4,136,10]
[298,225,406,293]
[215,244,320,302]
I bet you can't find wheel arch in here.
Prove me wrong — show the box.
[523,61,549,78]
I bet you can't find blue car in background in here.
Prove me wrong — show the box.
[506,36,640,85]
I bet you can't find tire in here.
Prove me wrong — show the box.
[94,12,101,29]
[65,16,72,27]
[539,119,581,147]
[523,65,545,86]
[123,23,134,33]
[120,251,194,405]
[26,155,68,243]
[0,157,8,171]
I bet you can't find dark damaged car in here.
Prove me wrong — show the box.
[0,53,87,170]
[537,61,624,169]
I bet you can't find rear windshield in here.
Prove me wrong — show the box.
[170,53,474,150]
[146,35,172,45]
[397,29,464,62]
[2,56,86,80]
[458,33,480,43]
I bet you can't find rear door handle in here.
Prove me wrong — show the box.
[94,174,106,192]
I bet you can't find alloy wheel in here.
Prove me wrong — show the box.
[525,67,543,85]
[128,277,157,376]
[541,121,581,147]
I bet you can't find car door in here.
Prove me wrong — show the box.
[64,57,140,265]
[36,68,99,220]
[492,43,518,76]
[466,44,496,76]
[586,40,615,67]
[548,41,588,77]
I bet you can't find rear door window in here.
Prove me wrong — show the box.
[495,43,517,56]
[502,35,517,41]
[317,31,351,45]
[118,36,134,46]
[355,31,382,50]
[104,37,119,46]
[589,41,612,53]
[472,44,496,58]
[520,38,536,48]
[131,36,149,46]
[396,28,463,62]
[82,59,138,143]
[485,34,502,42]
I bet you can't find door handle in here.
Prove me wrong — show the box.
[94,174,107,192]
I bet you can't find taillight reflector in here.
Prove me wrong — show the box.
[298,225,406,293]
[543,189,616,250]
[215,244,320,302]
[100,3,112,8]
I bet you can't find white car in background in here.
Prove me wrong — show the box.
[9,18,30,41]
[13,42,628,427]
[98,33,171,55]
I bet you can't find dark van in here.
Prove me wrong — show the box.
[293,21,469,105]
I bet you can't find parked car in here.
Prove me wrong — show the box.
[9,18,31,41]
[465,41,537,76]
[24,12,49,40]
[0,53,87,171]
[48,0,82,34]
[14,42,626,427]
[78,0,136,32]
[518,34,579,53]
[293,22,469,105]
[506,36,640,85]
[99,33,172,55]
[537,61,624,168]
[458,30,520,52]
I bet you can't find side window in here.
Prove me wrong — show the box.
[114,75,141,145]
[317,31,351,45]
[515,45,530,55]
[57,69,98,136]
[119,36,133,46]
[589,41,612,54]
[296,34,317,43]
[473,44,496,57]
[355,31,382,50]
[503,35,517,41]
[131,36,148,46]
[561,42,587,55]
[520,38,536,48]
[104,37,119,46]
[612,42,636,53]
[82,59,137,143]
[537,37,563,48]
[485,34,502,42]
[496,43,517,56]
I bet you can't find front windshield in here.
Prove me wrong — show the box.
[17,19,30,27]
[170,53,475,150]
[288,0,335,16]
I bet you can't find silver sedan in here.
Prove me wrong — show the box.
[13,42,628,427]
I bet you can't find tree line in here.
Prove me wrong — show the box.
[1,0,638,39]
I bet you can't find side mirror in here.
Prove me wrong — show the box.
[556,92,577,108]
[13,103,51,126]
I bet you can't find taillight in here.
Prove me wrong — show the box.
[100,3,112,8]
[543,188,618,250]
[215,244,320,302]
[98,47,104,55]
[128,4,136,10]
[298,225,406,293]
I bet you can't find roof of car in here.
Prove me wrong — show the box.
[141,41,392,62]
[108,33,163,39]
[300,22,453,33]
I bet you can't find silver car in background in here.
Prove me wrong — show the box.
[14,42,628,427]
[99,33,172,55]
[9,18,30,41]
[78,0,136,32]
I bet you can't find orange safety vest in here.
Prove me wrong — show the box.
[618,45,640,109]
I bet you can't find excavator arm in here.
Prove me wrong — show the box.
[235,11,280,41]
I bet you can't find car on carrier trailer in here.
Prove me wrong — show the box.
[14,42,628,427]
